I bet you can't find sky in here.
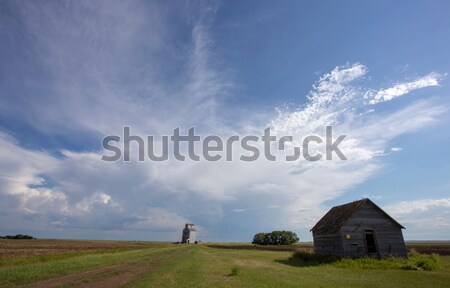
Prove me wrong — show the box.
[1,0,450,242]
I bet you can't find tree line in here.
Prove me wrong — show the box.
[0,234,34,239]
[252,230,299,245]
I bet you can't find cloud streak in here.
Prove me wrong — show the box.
[385,198,450,234]
[368,73,441,104]
[386,198,450,215]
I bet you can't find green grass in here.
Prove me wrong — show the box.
[1,244,450,287]
[229,266,241,276]
[290,250,442,271]
[0,247,141,267]
[0,245,184,286]
[127,245,450,288]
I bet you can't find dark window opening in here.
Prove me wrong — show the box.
[364,231,377,254]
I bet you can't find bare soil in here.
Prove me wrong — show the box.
[407,244,450,256]
[0,239,159,258]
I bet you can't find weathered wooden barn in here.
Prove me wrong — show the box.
[311,198,406,258]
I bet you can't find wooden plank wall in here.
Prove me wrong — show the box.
[313,232,343,256]
[313,202,407,258]
[341,202,406,258]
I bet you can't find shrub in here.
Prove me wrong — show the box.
[252,231,299,245]
[290,251,340,265]
[229,266,240,276]
[402,252,441,271]
[289,251,441,271]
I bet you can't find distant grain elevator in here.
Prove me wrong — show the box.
[311,198,406,258]
[182,223,197,244]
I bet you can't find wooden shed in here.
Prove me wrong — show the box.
[311,198,406,258]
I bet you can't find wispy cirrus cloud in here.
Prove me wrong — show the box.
[0,0,229,138]
[368,73,441,104]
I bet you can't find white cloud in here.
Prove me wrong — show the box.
[386,198,450,215]
[249,183,285,193]
[127,208,189,231]
[75,192,117,213]
[232,208,256,213]
[384,198,450,238]
[368,73,441,104]
[0,133,189,236]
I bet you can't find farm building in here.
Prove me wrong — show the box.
[181,223,197,244]
[311,198,406,258]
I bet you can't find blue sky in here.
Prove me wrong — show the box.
[1,0,450,241]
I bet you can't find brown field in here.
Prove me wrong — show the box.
[406,243,450,256]
[2,240,449,259]
[0,239,161,258]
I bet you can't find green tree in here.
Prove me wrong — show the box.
[252,232,267,245]
[252,230,299,245]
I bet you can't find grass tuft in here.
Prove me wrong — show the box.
[229,266,240,276]
[290,251,340,265]
[402,251,441,271]
[290,250,441,271]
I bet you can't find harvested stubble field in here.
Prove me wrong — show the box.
[0,239,160,258]
[406,243,450,256]
[0,239,449,287]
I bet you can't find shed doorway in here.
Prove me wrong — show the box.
[364,230,378,256]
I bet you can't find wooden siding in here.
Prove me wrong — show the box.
[341,201,406,258]
[312,200,407,258]
[312,231,343,256]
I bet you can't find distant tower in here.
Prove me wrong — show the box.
[182,223,197,243]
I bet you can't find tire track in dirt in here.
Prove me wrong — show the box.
[20,247,188,288]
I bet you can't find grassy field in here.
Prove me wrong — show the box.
[0,240,449,287]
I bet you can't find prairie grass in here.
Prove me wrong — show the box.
[229,266,241,276]
[1,242,450,287]
[0,246,183,286]
[290,250,441,271]
[0,247,140,268]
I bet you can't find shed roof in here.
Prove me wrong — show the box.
[310,198,405,233]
